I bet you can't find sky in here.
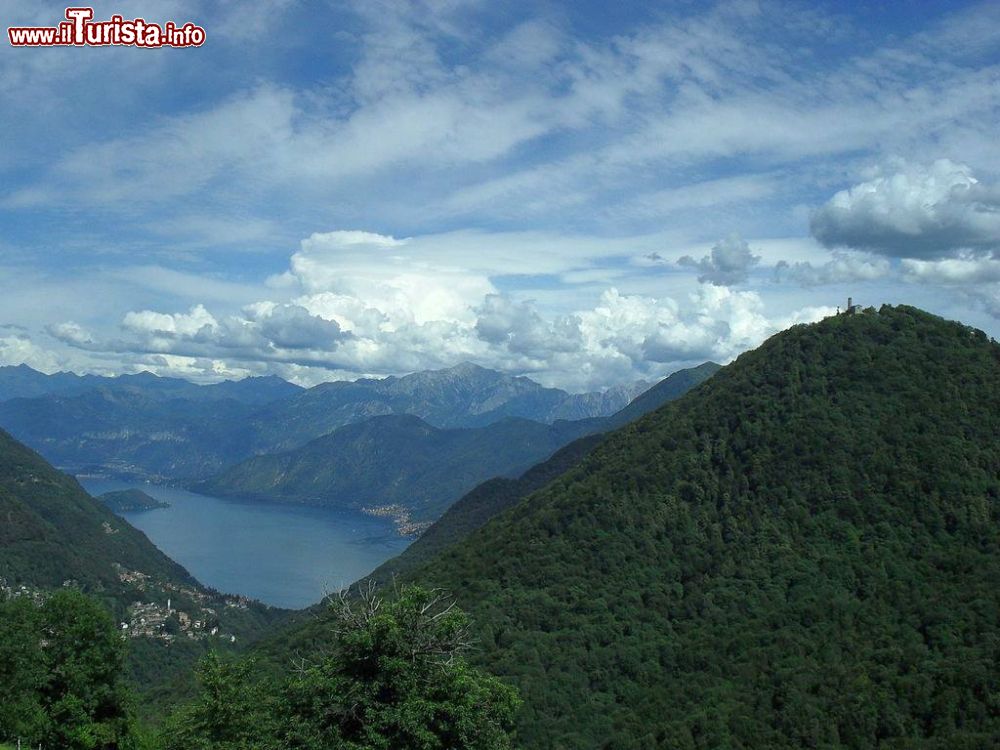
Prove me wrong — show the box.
[0,0,998,391]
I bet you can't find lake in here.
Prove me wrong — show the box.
[79,478,412,610]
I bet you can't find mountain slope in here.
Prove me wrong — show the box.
[198,364,718,527]
[0,390,264,480]
[366,361,721,582]
[605,360,721,428]
[365,306,1000,748]
[365,434,606,586]
[0,363,644,481]
[195,414,603,525]
[0,428,286,712]
[0,427,195,593]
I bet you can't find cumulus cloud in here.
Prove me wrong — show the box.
[678,234,761,286]
[122,304,219,339]
[53,302,350,368]
[46,236,826,389]
[900,255,1000,284]
[899,256,1000,320]
[811,160,1000,258]
[0,334,63,373]
[46,321,97,347]
[774,252,891,286]
[475,295,582,358]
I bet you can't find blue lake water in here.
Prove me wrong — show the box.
[79,478,411,610]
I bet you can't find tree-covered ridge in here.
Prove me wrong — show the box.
[0,428,286,718]
[99,489,170,513]
[197,363,718,526]
[0,427,194,593]
[394,306,1000,748]
[194,414,603,523]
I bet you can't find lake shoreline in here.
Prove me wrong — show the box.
[78,478,412,609]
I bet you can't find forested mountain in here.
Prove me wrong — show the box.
[364,434,606,585]
[0,427,194,594]
[196,364,718,526]
[267,305,1000,748]
[605,360,721,428]
[195,415,603,525]
[364,362,722,580]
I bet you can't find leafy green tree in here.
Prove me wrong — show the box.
[0,595,48,741]
[282,584,520,750]
[0,589,136,749]
[162,585,519,750]
[161,653,279,750]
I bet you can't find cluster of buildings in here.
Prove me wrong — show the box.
[0,578,45,603]
[120,598,235,643]
[363,503,433,537]
[114,565,239,643]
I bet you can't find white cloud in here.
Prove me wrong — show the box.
[0,334,64,373]
[474,295,582,358]
[678,234,761,286]
[774,252,891,286]
[900,255,1000,284]
[811,160,1000,258]
[46,321,97,347]
[123,304,219,338]
[43,228,834,389]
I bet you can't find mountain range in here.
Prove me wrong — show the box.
[0,363,653,482]
[264,306,1000,748]
[0,364,302,405]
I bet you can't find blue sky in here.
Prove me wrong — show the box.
[1,0,998,390]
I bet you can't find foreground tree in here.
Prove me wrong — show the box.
[162,584,520,750]
[0,589,137,749]
[283,584,520,750]
[161,653,279,750]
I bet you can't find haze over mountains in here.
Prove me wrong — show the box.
[267,305,1000,748]
[0,362,653,483]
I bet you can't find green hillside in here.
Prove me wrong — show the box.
[0,428,285,715]
[365,363,722,584]
[198,364,718,527]
[604,360,721,429]
[0,427,194,593]
[366,434,606,586]
[195,414,604,524]
[99,488,170,512]
[375,306,1000,748]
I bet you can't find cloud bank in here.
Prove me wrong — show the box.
[811,160,1000,259]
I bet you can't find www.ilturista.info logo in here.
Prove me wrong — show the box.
[8,7,206,48]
